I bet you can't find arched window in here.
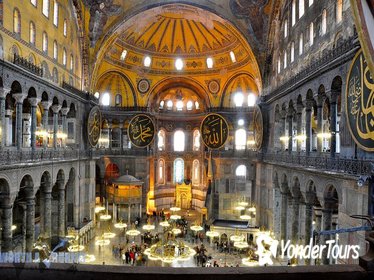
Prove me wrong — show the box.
[176,100,183,111]
[29,22,36,44]
[53,0,59,26]
[42,0,49,17]
[174,158,184,183]
[159,100,164,109]
[277,57,281,74]
[292,0,296,26]
[31,0,37,6]
[115,94,122,106]
[291,42,295,62]
[321,9,327,35]
[53,40,58,60]
[101,92,110,106]
[192,159,200,185]
[284,20,288,38]
[248,93,256,107]
[299,33,303,55]
[166,100,173,110]
[13,9,21,35]
[195,101,200,110]
[310,22,314,46]
[284,51,287,69]
[234,92,244,107]
[70,54,74,70]
[158,130,165,151]
[158,159,165,184]
[63,19,67,37]
[174,130,185,152]
[42,32,48,53]
[62,48,67,66]
[235,129,246,150]
[187,101,193,110]
[52,67,58,83]
[193,129,200,151]
[299,0,305,18]
[235,165,246,177]
[336,0,343,23]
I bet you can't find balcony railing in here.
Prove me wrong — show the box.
[13,54,43,77]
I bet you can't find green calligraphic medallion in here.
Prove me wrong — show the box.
[87,106,102,147]
[128,114,155,148]
[346,50,374,151]
[200,113,229,149]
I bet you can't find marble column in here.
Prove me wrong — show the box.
[314,210,322,265]
[13,93,27,150]
[316,104,323,153]
[296,105,303,153]
[28,98,39,151]
[305,103,312,156]
[286,195,294,242]
[280,191,288,241]
[291,197,300,244]
[287,114,293,154]
[41,101,52,148]
[61,107,69,147]
[280,111,286,150]
[321,207,333,265]
[58,182,65,238]
[20,203,27,252]
[44,191,52,244]
[51,104,61,149]
[108,120,112,150]
[330,100,337,157]
[26,197,35,252]
[5,109,13,146]
[273,187,282,239]
[0,88,10,148]
[1,206,13,252]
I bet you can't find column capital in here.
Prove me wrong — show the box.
[60,107,69,116]
[41,100,52,110]
[305,100,314,110]
[0,87,11,98]
[13,92,27,103]
[28,97,40,107]
[51,104,62,114]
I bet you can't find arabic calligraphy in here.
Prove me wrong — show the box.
[87,106,102,147]
[128,114,155,148]
[346,50,374,151]
[200,113,229,149]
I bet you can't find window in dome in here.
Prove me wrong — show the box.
[158,130,165,151]
[291,42,295,62]
[309,22,314,45]
[42,32,48,53]
[206,57,213,69]
[195,101,200,110]
[321,9,327,35]
[29,22,36,44]
[53,41,58,60]
[144,56,151,67]
[230,51,236,63]
[101,93,110,106]
[173,158,184,184]
[193,129,200,151]
[192,159,200,185]
[63,19,67,37]
[174,130,185,152]
[299,0,305,18]
[115,94,122,106]
[186,101,193,110]
[158,159,165,184]
[94,92,100,99]
[53,0,58,27]
[120,50,127,61]
[167,100,173,110]
[234,93,244,107]
[159,100,165,109]
[43,0,49,17]
[284,20,288,38]
[175,58,183,70]
[176,100,183,111]
[235,128,246,150]
[238,119,244,126]
[13,9,21,35]
[299,33,303,55]
[248,93,256,107]
[235,165,246,177]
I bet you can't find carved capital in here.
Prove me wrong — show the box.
[41,101,52,110]
[51,104,62,114]
[28,97,40,107]
[0,87,11,98]
[13,92,27,104]
[60,107,69,116]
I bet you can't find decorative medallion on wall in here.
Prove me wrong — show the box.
[345,49,374,151]
[200,113,229,149]
[253,105,264,150]
[87,106,102,147]
[128,114,155,148]
[137,79,150,94]
[207,80,220,95]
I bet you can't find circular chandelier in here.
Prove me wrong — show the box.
[143,224,155,231]
[234,241,249,249]
[170,214,181,220]
[234,206,245,211]
[67,244,85,252]
[114,221,127,229]
[95,206,105,213]
[190,225,203,232]
[206,231,219,238]
[82,254,96,263]
[240,215,251,220]
[170,207,181,212]
[238,202,249,207]
[160,221,170,227]
[230,234,244,242]
[126,229,141,236]
[248,207,256,212]
[144,239,196,263]
[95,239,110,246]
[103,232,116,239]
[99,214,112,221]
[171,228,182,235]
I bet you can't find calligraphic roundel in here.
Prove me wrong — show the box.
[345,49,374,151]
[87,106,102,147]
[200,113,229,149]
[128,114,155,148]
